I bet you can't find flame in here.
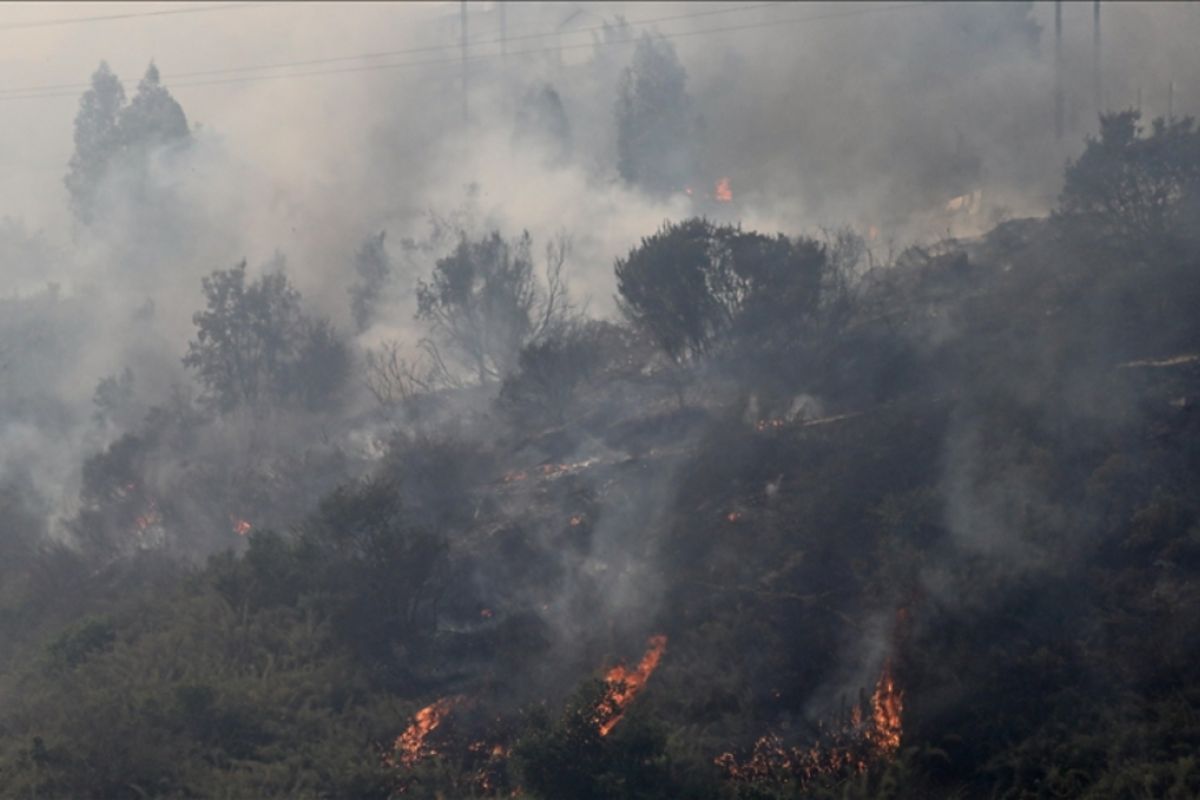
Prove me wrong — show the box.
[134,499,162,533]
[755,418,786,432]
[867,225,880,241]
[480,607,494,619]
[944,189,981,214]
[389,695,464,768]
[596,634,667,736]
[867,660,903,758]
[569,514,585,527]
[231,517,252,536]
[716,660,902,785]
[726,511,742,523]
[714,177,733,203]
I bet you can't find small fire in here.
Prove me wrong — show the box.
[134,499,162,533]
[503,469,528,483]
[231,517,252,536]
[755,418,786,432]
[596,634,668,736]
[867,225,880,241]
[480,607,494,619]
[569,514,585,527]
[390,695,464,768]
[714,177,733,203]
[716,660,903,786]
[726,511,742,523]
[867,660,903,758]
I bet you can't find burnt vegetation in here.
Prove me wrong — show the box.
[2,39,1200,800]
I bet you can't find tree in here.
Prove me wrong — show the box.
[117,62,189,154]
[184,260,351,413]
[287,317,353,413]
[183,260,303,412]
[301,478,450,665]
[364,339,434,411]
[64,62,126,224]
[497,324,602,427]
[614,218,829,364]
[615,34,694,195]
[513,679,676,800]
[91,367,136,428]
[64,61,190,227]
[514,84,572,166]
[349,230,391,332]
[1057,110,1200,256]
[416,230,573,385]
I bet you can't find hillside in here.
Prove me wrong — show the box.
[2,113,1200,800]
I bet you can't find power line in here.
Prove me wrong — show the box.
[0,1,782,97]
[0,2,266,32]
[0,2,936,102]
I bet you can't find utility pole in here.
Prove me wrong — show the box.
[1093,1,1102,114]
[1055,0,1064,140]
[499,1,507,61]
[1168,80,1175,121]
[461,0,468,125]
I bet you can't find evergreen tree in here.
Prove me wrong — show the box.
[64,62,125,225]
[118,62,189,154]
[614,35,694,196]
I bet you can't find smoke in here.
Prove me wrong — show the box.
[1,1,1198,734]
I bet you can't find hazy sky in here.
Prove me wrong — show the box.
[0,2,1196,249]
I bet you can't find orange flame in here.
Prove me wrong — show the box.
[231,517,252,536]
[390,695,463,768]
[597,635,668,736]
[569,514,585,527]
[867,660,903,758]
[715,177,733,202]
[134,499,162,533]
[715,660,903,785]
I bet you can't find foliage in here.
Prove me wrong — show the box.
[513,680,678,800]
[614,218,831,365]
[183,260,349,413]
[496,321,620,426]
[416,230,574,385]
[8,115,1200,800]
[615,34,695,195]
[1057,110,1200,256]
[349,230,391,333]
[64,62,126,225]
[64,62,189,226]
[514,84,572,166]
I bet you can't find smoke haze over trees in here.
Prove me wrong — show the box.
[2,2,1200,798]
